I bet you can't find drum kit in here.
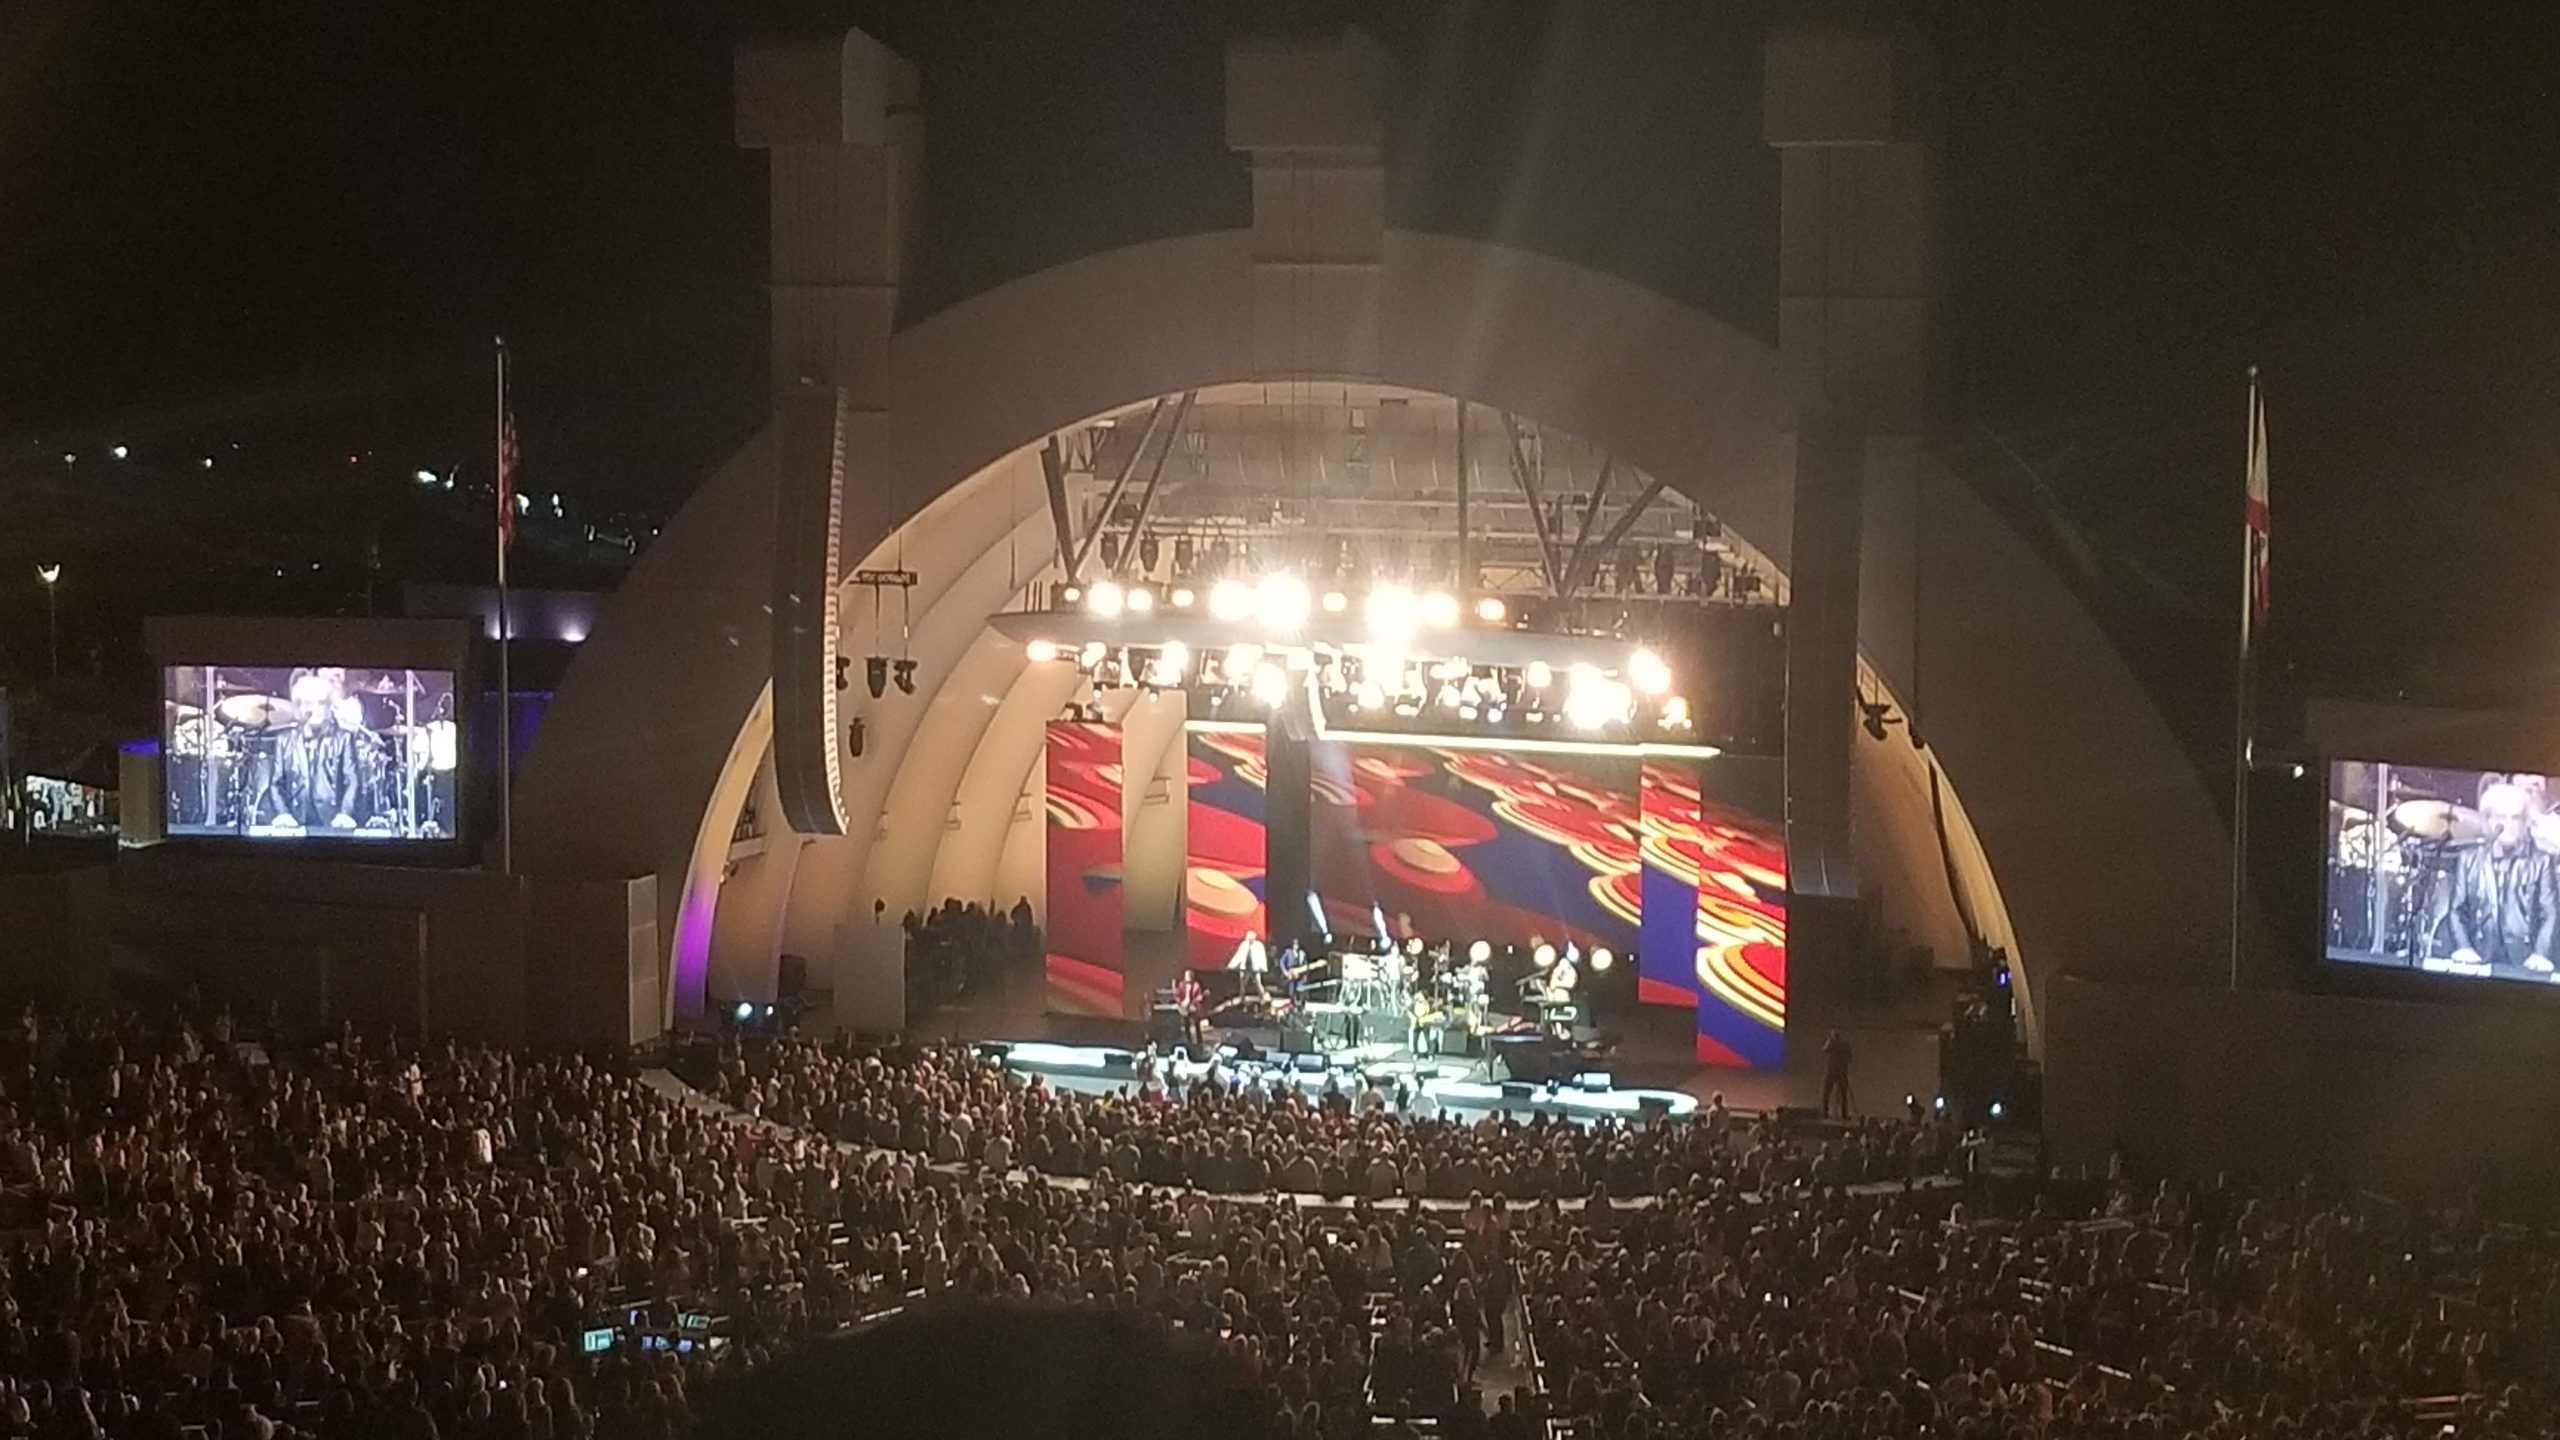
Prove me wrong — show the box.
[166,671,456,836]
[2329,774,2541,959]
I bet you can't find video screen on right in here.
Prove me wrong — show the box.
[2327,759,2560,985]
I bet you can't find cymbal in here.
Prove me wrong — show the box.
[2388,799,2486,845]
[214,695,290,729]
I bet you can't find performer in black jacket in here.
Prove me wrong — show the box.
[257,674,361,832]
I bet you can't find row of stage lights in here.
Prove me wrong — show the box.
[1435,935,1616,976]
[1061,574,1509,638]
[1025,637,1690,735]
[1039,572,1687,734]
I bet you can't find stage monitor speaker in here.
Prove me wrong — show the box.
[1488,1035,1573,1084]
[1636,1096,1673,1124]
[1500,1080,1540,1100]
[1294,1052,1327,1074]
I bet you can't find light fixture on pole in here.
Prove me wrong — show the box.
[35,564,61,679]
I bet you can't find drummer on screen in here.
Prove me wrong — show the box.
[2448,782,2560,973]
[257,674,361,832]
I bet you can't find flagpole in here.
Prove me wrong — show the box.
[2228,366,2258,993]
[496,338,515,876]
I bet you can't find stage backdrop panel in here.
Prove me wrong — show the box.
[1183,728,1267,970]
[1043,721,1124,1014]
[1654,756,1789,1068]
[1640,762,1705,1010]
[1313,741,1641,973]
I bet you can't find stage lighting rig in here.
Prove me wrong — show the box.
[893,658,917,695]
[865,656,888,699]
[1861,698,1901,741]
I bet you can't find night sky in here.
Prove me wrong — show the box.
[4,1,2559,757]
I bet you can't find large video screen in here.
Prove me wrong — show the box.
[1043,720,1125,1015]
[163,666,460,841]
[2327,759,2560,984]
[1310,741,1643,964]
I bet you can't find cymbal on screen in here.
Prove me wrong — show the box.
[213,695,290,729]
[2386,799,2485,844]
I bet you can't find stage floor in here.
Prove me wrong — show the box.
[908,956,1957,1123]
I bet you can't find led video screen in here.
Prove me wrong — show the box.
[2327,759,2560,984]
[1184,729,1269,970]
[1043,720,1125,1014]
[1311,742,1643,964]
[163,666,460,841]
[1641,758,1787,1067]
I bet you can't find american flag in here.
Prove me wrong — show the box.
[497,343,519,562]
[2242,376,2269,645]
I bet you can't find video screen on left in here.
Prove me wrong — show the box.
[162,665,461,841]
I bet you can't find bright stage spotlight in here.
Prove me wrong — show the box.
[1421,590,1461,628]
[1405,936,1424,957]
[1080,641,1108,668]
[1565,675,1630,732]
[1469,939,1492,964]
[1087,579,1126,618]
[1255,573,1311,633]
[1024,639,1060,664]
[1209,578,1254,622]
[1170,586,1196,609]
[1127,585,1156,613]
[1225,641,1264,677]
[1523,660,1553,690]
[1060,584,1082,605]
[1629,647,1672,696]
[1158,640,1190,675]
[1533,943,1557,970]
[1590,947,1615,973]
[1475,595,1507,623]
[1661,695,1693,730]
[1365,583,1418,642]
[1250,661,1289,708]
[1355,678,1387,709]
[1321,589,1349,614]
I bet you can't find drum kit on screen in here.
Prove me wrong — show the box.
[166,671,458,837]
[2328,778,2551,958]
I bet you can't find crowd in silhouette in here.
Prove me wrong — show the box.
[0,1000,2554,1440]
[899,899,1040,1020]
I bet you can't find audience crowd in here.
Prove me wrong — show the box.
[900,900,1040,1020]
[1,999,2555,1440]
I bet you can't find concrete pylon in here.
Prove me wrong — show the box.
[1225,31,1388,379]
[1767,17,1942,1000]
[735,31,923,409]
